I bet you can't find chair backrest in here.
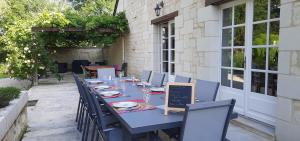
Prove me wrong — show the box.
[195,79,220,102]
[150,72,165,87]
[73,74,87,102]
[81,84,107,134]
[180,99,236,141]
[174,75,191,83]
[141,70,152,82]
[97,68,116,79]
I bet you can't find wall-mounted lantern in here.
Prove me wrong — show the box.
[154,1,164,16]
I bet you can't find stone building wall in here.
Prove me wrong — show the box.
[175,0,220,81]
[49,48,107,70]
[276,0,300,140]
[113,0,219,81]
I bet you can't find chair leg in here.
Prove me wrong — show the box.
[76,98,82,122]
[90,120,96,141]
[78,105,85,132]
[82,111,89,141]
[84,116,91,141]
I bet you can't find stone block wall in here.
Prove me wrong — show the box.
[49,48,107,70]
[276,0,300,141]
[175,0,220,81]
[113,0,220,81]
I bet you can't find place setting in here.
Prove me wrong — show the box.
[98,90,123,99]
[109,96,156,114]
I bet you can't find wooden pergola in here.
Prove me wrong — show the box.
[31,27,116,33]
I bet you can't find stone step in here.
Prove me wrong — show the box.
[231,115,275,141]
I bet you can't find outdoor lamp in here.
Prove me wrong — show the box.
[154,1,164,16]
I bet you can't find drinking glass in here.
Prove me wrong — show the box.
[121,82,127,97]
[143,93,151,105]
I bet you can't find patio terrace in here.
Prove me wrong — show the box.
[21,73,273,141]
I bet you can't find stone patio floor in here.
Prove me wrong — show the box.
[21,74,273,141]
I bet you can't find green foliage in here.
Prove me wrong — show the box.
[0,0,126,83]
[0,64,8,78]
[0,87,20,108]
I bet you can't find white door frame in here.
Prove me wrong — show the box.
[160,20,175,82]
[219,0,278,125]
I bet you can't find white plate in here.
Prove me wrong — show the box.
[89,80,104,84]
[126,78,140,81]
[112,101,138,108]
[94,85,110,90]
[100,91,120,97]
[150,87,165,92]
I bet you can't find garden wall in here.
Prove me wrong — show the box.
[49,48,109,71]
[0,92,28,141]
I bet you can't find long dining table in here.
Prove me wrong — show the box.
[85,78,238,140]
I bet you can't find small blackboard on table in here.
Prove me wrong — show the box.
[164,82,195,115]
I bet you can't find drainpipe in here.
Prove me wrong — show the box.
[122,36,125,63]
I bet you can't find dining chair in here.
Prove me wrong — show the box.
[162,79,221,140]
[162,72,169,86]
[97,68,116,79]
[174,75,191,83]
[141,70,152,82]
[179,99,236,141]
[84,86,119,141]
[73,73,88,132]
[195,79,220,102]
[150,72,165,87]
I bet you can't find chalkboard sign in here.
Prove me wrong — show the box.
[164,82,195,115]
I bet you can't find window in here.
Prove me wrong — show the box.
[221,4,246,90]
[251,0,279,96]
[220,0,280,97]
[161,21,175,76]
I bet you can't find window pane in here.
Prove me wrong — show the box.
[221,69,231,87]
[253,0,268,21]
[171,63,175,75]
[171,50,175,62]
[253,23,267,45]
[222,28,232,47]
[163,51,168,61]
[269,21,280,46]
[171,37,175,49]
[233,48,244,68]
[162,26,168,37]
[234,26,245,46]
[233,70,244,90]
[234,4,246,25]
[269,47,278,71]
[223,7,232,27]
[251,72,265,94]
[252,48,266,70]
[268,73,277,97]
[163,62,168,72]
[163,39,168,49]
[171,23,175,35]
[222,49,231,67]
[270,0,280,19]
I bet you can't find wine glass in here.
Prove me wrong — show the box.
[143,93,151,105]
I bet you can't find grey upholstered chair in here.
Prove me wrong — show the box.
[180,99,236,141]
[141,70,152,82]
[195,79,220,102]
[97,68,116,79]
[150,72,165,87]
[174,75,191,83]
[162,72,169,86]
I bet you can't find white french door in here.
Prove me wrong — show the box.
[219,0,280,125]
[160,21,175,81]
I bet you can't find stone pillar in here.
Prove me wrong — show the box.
[276,0,300,140]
